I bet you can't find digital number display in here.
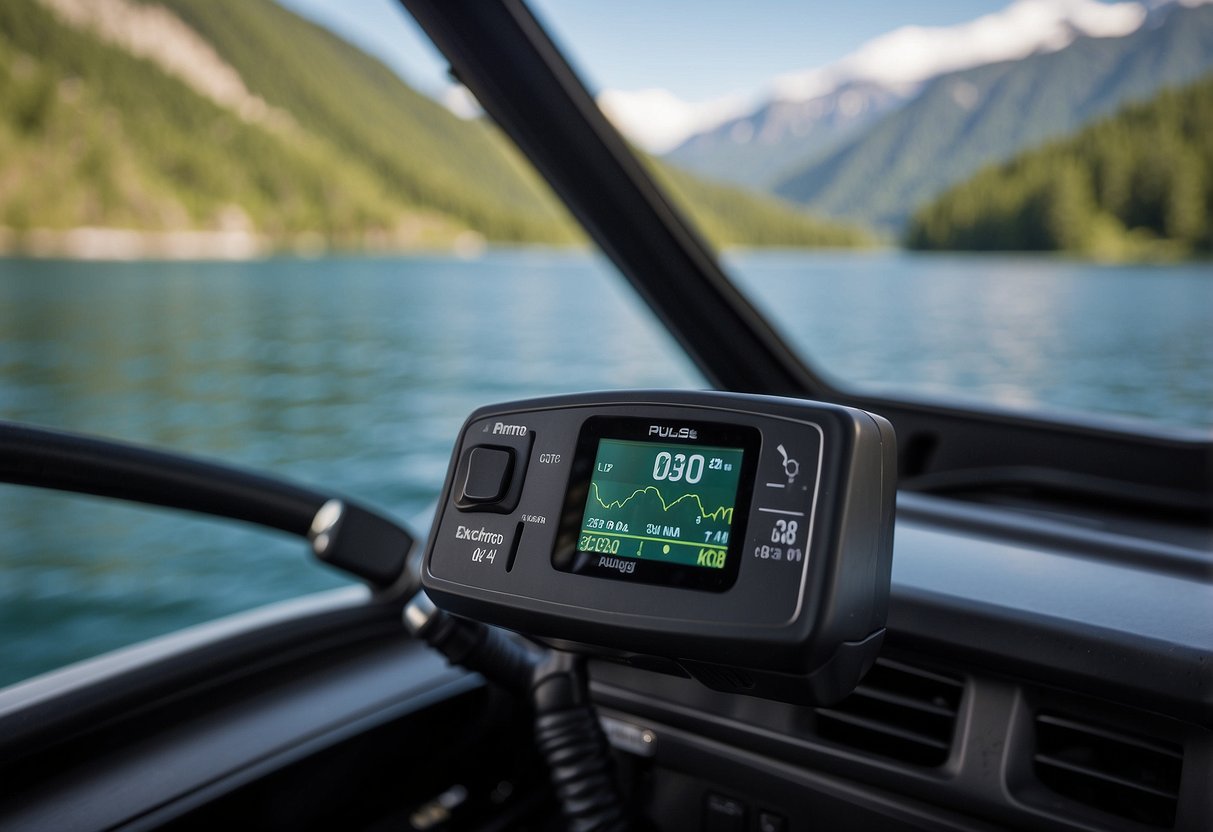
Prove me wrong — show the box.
[577,439,745,570]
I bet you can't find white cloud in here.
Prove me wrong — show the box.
[442,84,482,120]
[596,88,752,153]
[774,0,1147,98]
[596,0,1161,154]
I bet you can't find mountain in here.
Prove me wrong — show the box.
[906,75,1213,258]
[0,0,865,255]
[663,81,910,190]
[654,0,1150,188]
[650,163,870,249]
[772,3,1213,229]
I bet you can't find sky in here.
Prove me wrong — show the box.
[275,0,1016,100]
[274,0,1162,150]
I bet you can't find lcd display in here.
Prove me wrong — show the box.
[577,439,745,570]
[553,416,760,591]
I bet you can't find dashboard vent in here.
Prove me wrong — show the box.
[814,658,963,766]
[1033,713,1183,828]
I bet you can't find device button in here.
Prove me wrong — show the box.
[758,810,787,832]
[454,426,533,514]
[460,446,514,504]
[704,793,746,832]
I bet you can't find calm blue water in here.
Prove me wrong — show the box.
[731,251,1213,424]
[0,250,1209,686]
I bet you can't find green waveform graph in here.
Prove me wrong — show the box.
[579,481,736,568]
[589,482,734,523]
[577,438,745,568]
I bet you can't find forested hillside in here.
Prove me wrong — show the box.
[653,163,869,248]
[772,3,1213,230]
[905,76,1213,258]
[0,0,865,255]
[153,0,572,244]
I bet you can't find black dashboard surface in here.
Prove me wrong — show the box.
[0,493,1208,832]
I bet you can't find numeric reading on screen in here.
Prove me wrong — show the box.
[650,451,727,483]
[578,439,744,569]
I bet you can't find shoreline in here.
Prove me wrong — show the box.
[0,227,1206,264]
[0,226,496,262]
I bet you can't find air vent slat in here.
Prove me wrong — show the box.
[811,658,964,767]
[815,709,950,750]
[876,658,965,690]
[1035,714,1182,759]
[850,685,957,718]
[1034,754,1180,800]
[1032,711,1183,828]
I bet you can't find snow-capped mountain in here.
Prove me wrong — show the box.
[772,0,1213,227]
[662,80,912,190]
[601,0,1175,186]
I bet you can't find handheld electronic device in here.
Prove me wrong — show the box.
[422,391,896,704]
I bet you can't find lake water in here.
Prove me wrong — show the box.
[1,250,1210,686]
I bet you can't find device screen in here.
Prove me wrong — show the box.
[577,439,744,571]
[553,417,759,591]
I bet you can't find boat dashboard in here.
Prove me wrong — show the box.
[0,392,1208,832]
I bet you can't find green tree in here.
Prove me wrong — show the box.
[906,75,1213,258]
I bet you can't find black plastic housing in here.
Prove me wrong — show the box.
[423,391,897,705]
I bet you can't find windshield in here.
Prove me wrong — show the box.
[0,0,1208,690]
[529,0,1213,431]
[0,0,707,686]
[0,255,698,687]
